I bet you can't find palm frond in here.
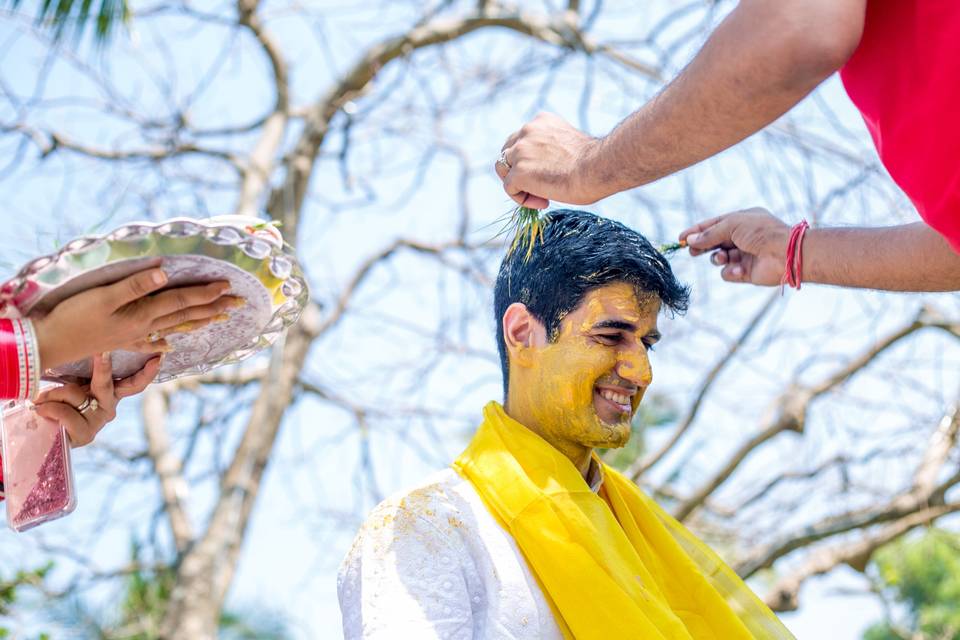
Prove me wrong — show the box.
[4,0,129,44]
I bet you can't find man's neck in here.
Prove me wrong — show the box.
[503,401,593,481]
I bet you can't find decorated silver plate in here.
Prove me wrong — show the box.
[0,216,309,384]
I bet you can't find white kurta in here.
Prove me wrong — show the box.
[338,463,601,639]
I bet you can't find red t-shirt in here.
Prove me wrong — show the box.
[840,0,960,253]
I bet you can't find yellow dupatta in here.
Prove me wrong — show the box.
[451,402,795,640]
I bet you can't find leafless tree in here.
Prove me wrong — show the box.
[1,1,958,637]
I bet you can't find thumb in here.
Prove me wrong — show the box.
[503,172,550,210]
[519,192,549,210]
[685,216,736,254]
[103,267,168,310]
[115,356,162,399]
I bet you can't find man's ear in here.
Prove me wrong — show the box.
[502,303,544,366]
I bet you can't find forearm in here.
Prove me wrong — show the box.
[585,0,863,196]
[804,223,960,292]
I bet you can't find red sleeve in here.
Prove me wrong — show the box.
[840,1,960,253]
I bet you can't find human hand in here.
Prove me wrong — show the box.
[496,112,603,209]
[680,208,790,286]
[33,266,243,370]
[34,352,159,447]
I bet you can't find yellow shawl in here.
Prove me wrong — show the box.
[452,402,794,639]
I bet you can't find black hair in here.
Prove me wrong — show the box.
[494,209,690,393]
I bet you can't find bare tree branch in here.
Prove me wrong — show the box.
[630,290,779,480]
[736,398,960,579]
[673,310,960,522]
[142,386,194,554]
[265,4,661,231]
[160,304,321,638]
[234,0,290,217]
[763,502,960,612]
[2,122,240,166]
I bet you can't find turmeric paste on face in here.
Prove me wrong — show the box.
[506,283,661,471]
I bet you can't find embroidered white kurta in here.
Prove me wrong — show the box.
[338,464,600,639]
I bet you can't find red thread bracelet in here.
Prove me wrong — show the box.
[780,219,809,292]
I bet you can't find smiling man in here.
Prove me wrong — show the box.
[338,210,794,639]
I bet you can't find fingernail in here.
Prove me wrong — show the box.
[732,266,743,276]
[229,298,246,308]
[101,352,110,363]
[687,233,700,244]
[213,313,230,323]
[152,270,168,286]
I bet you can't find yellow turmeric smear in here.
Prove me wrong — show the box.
[505,283,661,475]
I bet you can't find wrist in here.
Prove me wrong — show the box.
[764,224,791,262]
[796,228,823,284]
[32,315,63,371]
[575,137,617,203]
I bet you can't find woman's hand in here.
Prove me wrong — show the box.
[33,266,243,370]
[33,352,160,447]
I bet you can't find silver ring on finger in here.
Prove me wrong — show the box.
[75,396,99,417]
[497,151,511,170]
[146,331,163,343]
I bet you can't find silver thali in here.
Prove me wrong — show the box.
[0,216,309,384]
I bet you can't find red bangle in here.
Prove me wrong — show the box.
[17,318,40,400]
[0,317,39,400]
[780,220,810,292]
[0,318,21,399]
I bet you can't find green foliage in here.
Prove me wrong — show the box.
[100,541,291,639]
[3,542,289,640]
[0,563,52,616]
[863,529,960,640]
[658,240,686,256]
[218,611,291,640]
[505,207,550,261]
[110,541,176,638]
[862,625,901,640]
[2,0,129,44]
[0,563,54,639]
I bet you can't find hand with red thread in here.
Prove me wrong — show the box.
[680,208,791,286]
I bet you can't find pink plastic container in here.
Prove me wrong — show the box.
[1,400,77,531]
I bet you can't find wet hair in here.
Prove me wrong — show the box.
[494,209,690,392]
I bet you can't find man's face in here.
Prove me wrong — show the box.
[510,282,661,450]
